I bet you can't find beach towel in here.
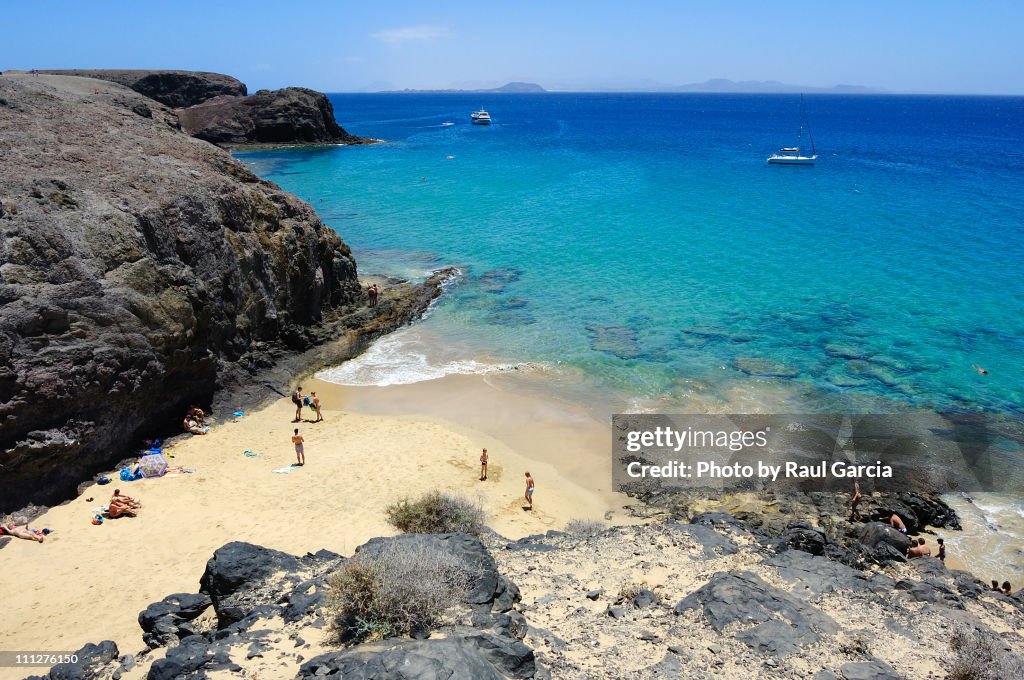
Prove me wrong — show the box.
[272,466,299,474]
[243,450,264,458]
[233,411,245,417]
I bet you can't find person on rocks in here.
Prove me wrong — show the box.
[936,537,946,563]
[292,428,305,466]
[368,284,379,307]
[850,480,863,521]
[889,513,907,533]
[183,416,207,435]
[992,580,1001,591]
[479,448,489,481]
[907,537,931,558]
[310,392,323,423]
[524,472,535,510]
[1001,581,1013,595]
[292,386,304,422]
[187,406,206,425]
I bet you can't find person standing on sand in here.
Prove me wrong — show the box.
[479,448,488,481]
[524,472,535,510]
[311,392,323,422]
[292,428,305,466]
[292,386,304,422]
[937,537,946,563]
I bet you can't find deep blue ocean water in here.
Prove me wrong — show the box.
[239,93,1024,415]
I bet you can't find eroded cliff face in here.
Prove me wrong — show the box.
[0,74,362,509]
[178,87,368,146]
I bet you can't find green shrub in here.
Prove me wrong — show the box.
[328,540,474,641]
[385,491,485,536]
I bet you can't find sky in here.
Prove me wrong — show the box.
[3,1,1023,94]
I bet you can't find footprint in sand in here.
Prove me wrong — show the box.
[446,458,473,471]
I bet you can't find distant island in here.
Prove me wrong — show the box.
[671,78,884,94]
[381,81,547,94]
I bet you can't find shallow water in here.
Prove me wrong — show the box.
[239,93,1024,578]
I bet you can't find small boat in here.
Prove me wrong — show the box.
[471,109,492,125]
[768,95,817,165]
[442,121,454,127]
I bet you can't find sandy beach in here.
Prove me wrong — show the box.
[0,376,627,676]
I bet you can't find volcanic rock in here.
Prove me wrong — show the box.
[36,69,246,108]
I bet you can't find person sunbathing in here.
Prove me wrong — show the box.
[108,491,139,518]
[112,489,141,509]
[1,522,44,543]
[183,417,207,435]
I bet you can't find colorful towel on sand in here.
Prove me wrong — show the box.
[243,450,263,458]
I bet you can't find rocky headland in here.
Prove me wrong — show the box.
[177,87,369,147]
[0,73,438,512]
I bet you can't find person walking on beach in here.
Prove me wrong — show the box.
[367,284,378,307]
[524,472,535,510]
[479,448,489,481]
[292,386,304,422]
[292,428,305,466]
[311,391,323,423]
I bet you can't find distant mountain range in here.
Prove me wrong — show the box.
[375,79,884,94]
[380,82,547,94]
[670,79,884,94]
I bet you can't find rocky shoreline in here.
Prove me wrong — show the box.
[0,71,429,514]
[24,514,1024,680]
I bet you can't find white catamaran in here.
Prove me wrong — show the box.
[768,94,817,165]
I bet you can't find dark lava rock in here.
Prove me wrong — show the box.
[36,69,246,107]
[355,533,518,613]
[839,658,901,680]
[139,592,213,648]
[0,75,364,512]
[765,550,895,598]
[200,542,301,627]
[147,634,238,680]
[28,640,119,680]
[675,572,838,655]
[632,588,659,609]
[665,520,740,559]
[585,589,603,601]
[297,631,537,680]
[774,520,828,556]
[178,88,367,146]
[607,606,627,619]
[858,522,912,555]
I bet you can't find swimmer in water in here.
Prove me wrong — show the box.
[972,364,989,374]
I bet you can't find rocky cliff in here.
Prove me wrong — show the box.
[36,69,247,108]
[178,88,368,146]
[0,73,419,512]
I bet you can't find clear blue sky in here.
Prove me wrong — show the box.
[4,1,1023,94]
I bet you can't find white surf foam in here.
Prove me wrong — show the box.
[315,329,539,387]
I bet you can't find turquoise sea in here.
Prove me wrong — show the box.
[238,93,1024,417]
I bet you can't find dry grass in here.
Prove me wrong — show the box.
[328,540,476,641]
[949,624,1024,680]
[564,518,605,537]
